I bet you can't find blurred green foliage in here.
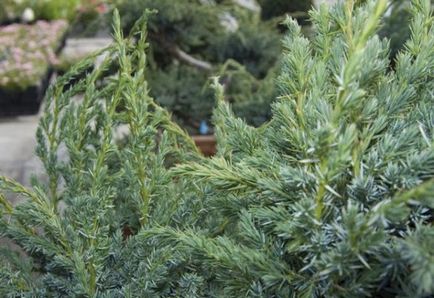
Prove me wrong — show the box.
[258,0,313,21]
[0,0,81,22]
[33,0,81,21]
[379,0,413,59]
[114,0,294,133]
[379,0,433,60]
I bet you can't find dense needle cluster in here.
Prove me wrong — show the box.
[1,0,433,297]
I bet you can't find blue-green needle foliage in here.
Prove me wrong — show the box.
[166,0,434,296]
[0,10,205,297]
[1,0,434,297]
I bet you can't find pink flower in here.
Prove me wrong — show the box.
[12,54,22,63]
[40,39,50,47]
[96,3,108,14]
[21,62,33,70]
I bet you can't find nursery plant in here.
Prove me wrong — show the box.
[0,0,84,23]
[0,20,68,115]
[167,0,434,296]
[0,11,202,296]
[0,20,68,90]
[0,0,108,35]
[0,1,433,297]
[114,0,289,133]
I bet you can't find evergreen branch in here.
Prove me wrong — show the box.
[369,178,434,225]
[173,158,291,200]
[117,10,153,225]
[173,46,213,71]
[149,101,201,154]
[314,0,388,220]
[149,32,213,71]
[0,192,13,214]
[0,176,41,204]
[0,177,73,256]
[390,178,434,208]
[141,227,299,291]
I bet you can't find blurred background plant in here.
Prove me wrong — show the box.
[0,20,68,90]
[258,0,312,22]
[0,0,80,22]
[3,0,432,132]
[378,0,433,60]
[0,0,107,91]
[114,0,314,133]
[379,0,413,59]
[0,0,109,34]
[0,0,316,133]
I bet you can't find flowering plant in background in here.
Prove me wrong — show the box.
[77,0,109,15]
[0,20,68,90]
[0,0,21,23]
[70,0,110,37]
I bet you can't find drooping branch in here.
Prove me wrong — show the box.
[172,46,213,71]
[149,32,213,71]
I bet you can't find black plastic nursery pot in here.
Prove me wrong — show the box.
[0,69,53,117]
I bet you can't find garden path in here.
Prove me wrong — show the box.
[0,38,112,205]
[0,114,43,205]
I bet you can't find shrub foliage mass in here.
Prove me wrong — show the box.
[1,0,434,297]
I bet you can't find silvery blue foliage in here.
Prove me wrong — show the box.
[1,1,433,297]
